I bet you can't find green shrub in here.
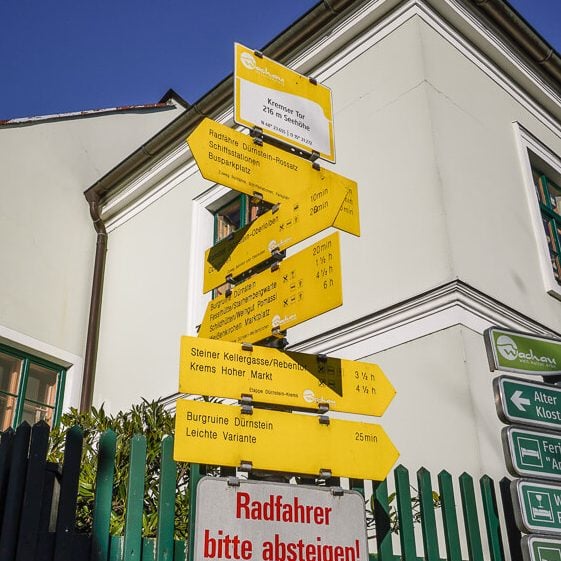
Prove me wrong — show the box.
[48,399,189,539]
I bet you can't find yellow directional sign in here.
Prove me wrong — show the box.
[186,119,358,231]
[203,180,358,293]
[174,399,399,480]
[198,232,342,343]
[180,336,396,416]
[234,43,335,162]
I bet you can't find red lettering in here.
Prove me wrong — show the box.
[202,528,252,559]
[236,492,250,519]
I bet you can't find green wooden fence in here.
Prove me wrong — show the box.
[0,422,517,561]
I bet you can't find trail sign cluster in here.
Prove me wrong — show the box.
[175,44,398,486]
[487,327,561,560]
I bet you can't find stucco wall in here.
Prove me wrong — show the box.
[0,104,184,408]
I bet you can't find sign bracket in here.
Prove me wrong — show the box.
[239,460,253,472]
[319,469,332,480]
[250,125,264,146]
[226,476,241,487]
[240,394,253,415]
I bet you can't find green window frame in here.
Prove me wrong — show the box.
[0,343,66,429]
[532,168,561,284]
[212,194,272,297]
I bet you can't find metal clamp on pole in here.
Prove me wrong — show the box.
[225,274,235,286]
[240,394,253,415]
[319,414,330,425]
[227,476,241,487]
[251,191,263,205]
[319,468,332,480]
[309,76,318,85]
[241,342,253,352]
[250,126,264,146]
[310,150,320,162]
[271,203,280,214]
[239,460,253,473]
[270,261,280,272]
[253,50,264,58]
[330,486,344,496]
[271,248,284,262]
[318,402,329,415]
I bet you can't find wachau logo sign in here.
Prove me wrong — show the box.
[485,327,561,376]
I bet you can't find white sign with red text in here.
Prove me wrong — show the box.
[194,477,368,561]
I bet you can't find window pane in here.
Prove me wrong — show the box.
[21,401,54,426]
[215,198,243,242]
[25,363,58,407]
[533,170,548,206]
[0,393,17,430]
[549,179,561,216]
[0,351,22,396]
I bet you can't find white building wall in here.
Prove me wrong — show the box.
[417,21,561,329]
[90,5,561,477]
[0,105,184,408]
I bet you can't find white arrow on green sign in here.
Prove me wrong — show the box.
[522,535,561,561]
[494,376,561,431]
[513,479,561,535]
[503,426,561,481]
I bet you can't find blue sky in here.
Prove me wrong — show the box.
[0,0,559,121]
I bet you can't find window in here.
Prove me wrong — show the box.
[0,344,66,429]
[213,194,271,296]
[532,168,561,284]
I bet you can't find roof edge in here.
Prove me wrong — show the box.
[85,0,561,202]
[84,0,362,202]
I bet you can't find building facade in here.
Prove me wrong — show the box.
[5,0,561,482]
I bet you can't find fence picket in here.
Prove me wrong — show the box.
[156,436,176,561]
[92,429,117,561]
[438,470,462,561]
[0,428,14,529]
[54,425,84,561]
[417,468,439,561]
[395,465,417,561]
[479,476,505,561]
[142,538,156,561]
[371,479,394,561]
[0,421,31,560]
[459,473,484,561]
[122,435,147,561]
[110,535,124,561]
[499,477,522,561]
[16,420,50,561]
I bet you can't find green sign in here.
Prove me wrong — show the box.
[495,376,561,431]
[485,327,561,376]
[514,479,561,535]
[523,535,561,561]
[503,426,561,481]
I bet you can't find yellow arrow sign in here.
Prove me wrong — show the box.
[203,181,357,293]
[198,232,342,344]
[186,118,359,234]
[174,399,399,480]
[180,336,396,416]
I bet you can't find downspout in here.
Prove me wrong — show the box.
[81,192,108,412]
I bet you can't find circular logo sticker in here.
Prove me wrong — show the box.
[303,389,315,403]
[496,335,518,361]
[240,52,256,70]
